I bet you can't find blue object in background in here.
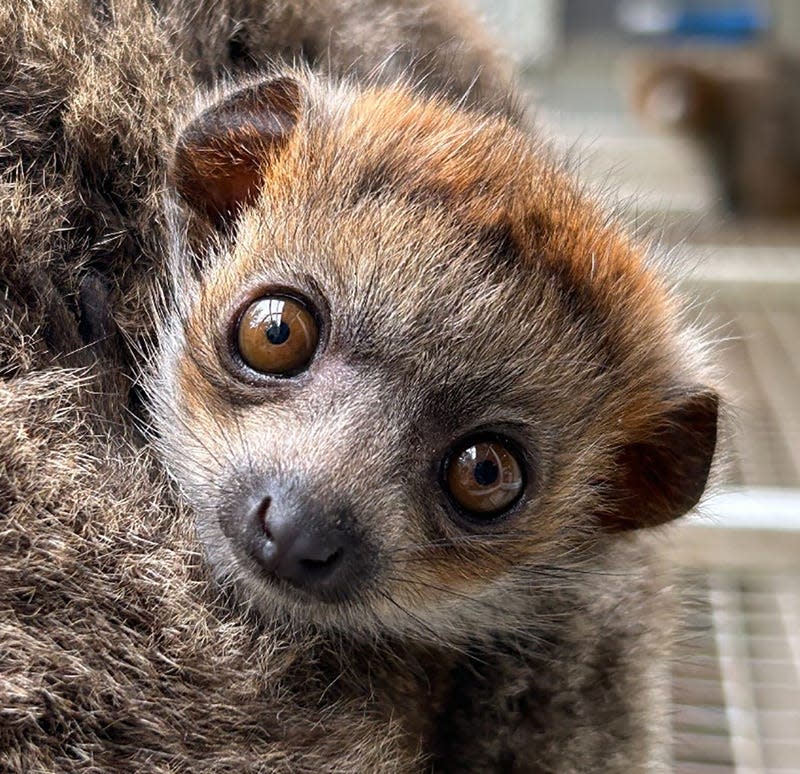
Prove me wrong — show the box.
[617,1,770,42]
[673,7,769,40]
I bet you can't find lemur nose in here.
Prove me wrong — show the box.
[248,494,349,592]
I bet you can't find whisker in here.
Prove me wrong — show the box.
[375,589,471,656]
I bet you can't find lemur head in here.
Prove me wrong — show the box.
[149,70,718,640]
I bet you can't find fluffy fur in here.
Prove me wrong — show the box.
[1,1,719,772]
[0,344,428,771]
[149,68,718,770]
[0,0,509,770]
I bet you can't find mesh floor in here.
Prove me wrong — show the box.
[529,58,800,773]
[672,570,800,773]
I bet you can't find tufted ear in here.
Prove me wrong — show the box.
[602,388,719,531]
[171,77,301,227]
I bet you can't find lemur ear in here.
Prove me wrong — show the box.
[172,77,301,227]
[603,388,719,531]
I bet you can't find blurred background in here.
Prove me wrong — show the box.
[472,2,800,772]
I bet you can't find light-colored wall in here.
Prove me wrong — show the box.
[473,0,561,65]
[772,0,800,51]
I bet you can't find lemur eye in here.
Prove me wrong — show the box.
[236,296,319,375]
[445,439,524,518]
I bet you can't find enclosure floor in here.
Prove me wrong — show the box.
[673,569,800,773]
[526,51,800,771]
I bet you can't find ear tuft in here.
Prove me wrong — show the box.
[604,388,719,531]
[171,77,301,227]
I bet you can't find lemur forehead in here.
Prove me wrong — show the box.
[253,83,666,304]
[190,77,672,380]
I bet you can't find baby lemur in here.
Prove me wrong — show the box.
[148,64,719,769]
[0,0,719,769]
[1,0,509,770]
[628,49,800,218]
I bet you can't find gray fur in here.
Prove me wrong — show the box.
[0,0,509,770]
[150,68,716,771]
[1,1,715,772]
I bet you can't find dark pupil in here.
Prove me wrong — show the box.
[473,459,499,487]
[266,320,290,345]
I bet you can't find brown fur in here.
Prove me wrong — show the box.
[627,49,800,217]
[153,0,513,111]
[150,67,719,770]
[0,0,511,770]
[0,0,720,771]
[0,354,432,771]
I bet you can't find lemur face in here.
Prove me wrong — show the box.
[149,72,718,640]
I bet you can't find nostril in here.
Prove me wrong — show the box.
[256,496,273,537]
[299,546,343,571]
